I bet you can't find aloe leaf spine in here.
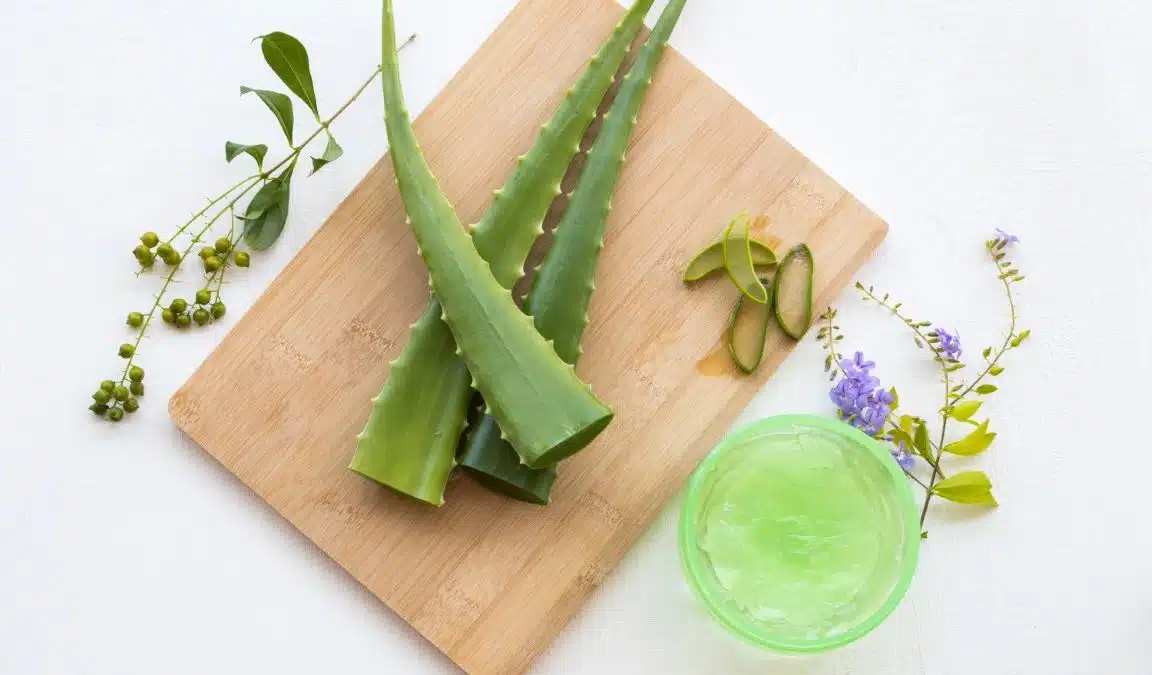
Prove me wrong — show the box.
[350,0,655,503]
[458,0,690,495]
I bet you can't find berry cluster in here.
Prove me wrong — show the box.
[89,352,145,422]
[159,289,227,329]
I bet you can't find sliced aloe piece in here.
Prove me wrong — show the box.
[728,276,774,373]
[722,213,769,303]
[773,243,814,339]
[683,239,776,282]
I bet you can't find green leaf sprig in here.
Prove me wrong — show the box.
[817,230,1028,534]
[89,31,416,422]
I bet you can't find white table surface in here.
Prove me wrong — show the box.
[3,0,1149,673]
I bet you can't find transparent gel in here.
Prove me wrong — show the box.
[679,415,920,654]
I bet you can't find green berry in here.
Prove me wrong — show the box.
[175,313,192,328]
[211,302,226,319]
[108,407,124,422]
[118,343,135,358]
[214,238,232,254]
[89,403,109,416]
[93,390,111,405]
[234,251,250,268]
[138,251,155,268]
[161,309,176,324]
[128,365,145,382]
[133,244,151,261]
[113,385,129,402]
[204,256,222,273]
[170,298,188,314]
[162,251,182,266]
[130,381,145,396]
[195,289,212,305]
[123,397,140,413]
[193,308,210,325]
[200,246,216,260]
[126,311,144,328]
[100,380,116,393]
[156,242,174,258]
[141,232,160,248]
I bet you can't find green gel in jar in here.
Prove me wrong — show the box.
[678,414,920,654]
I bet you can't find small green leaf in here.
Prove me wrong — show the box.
[889,387,899,410]
[989,365,1004,376]
[243,162,296,250]
[238,180,284,222]
[258,32,319,116]
[948,399,983,422]
[889,427,912,448]
[983,347,992,358]
[942,420,996,456]
[913,422,931,458]
[976,384,998,394]
[945,363,965,372]
[920,531,928,539]
[899,415,916,433]
[1015,329,1032,345]
[240,86,294,144]
[931,471,997,506]
[224,141,268,169]
[309,133,344,174]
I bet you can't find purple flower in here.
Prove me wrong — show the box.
[855,406,887,436]
[994,228,1020,246]
[842,351,875,378]
[829,351,892,438]
[935,327,962,360]
[891,442,915,471]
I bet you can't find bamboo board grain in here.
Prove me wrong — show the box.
[170,0,888,672]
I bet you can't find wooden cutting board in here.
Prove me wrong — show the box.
[170,0,888,672]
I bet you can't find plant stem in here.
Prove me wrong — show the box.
[164,175,260,245]
[954,276,1017,401]
[858,286,952,525]
[820,310,849,378]
[903,469,930,490]
[914,251,1019,520]
[106,33,421,417]
[114,182,260,399]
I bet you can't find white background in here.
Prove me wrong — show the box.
[2,0,1149,673]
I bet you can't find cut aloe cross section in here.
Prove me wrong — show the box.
[773,243,814,339]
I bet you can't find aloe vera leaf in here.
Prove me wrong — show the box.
[350,0,655,502]
[348,304,464,505]
[773,243,815,339]
[722,213,770,303]
[683,239,777,283]
[458,0,689,491]
[460,418,557,505]
[728,276,775,373]
[374,0,616,473]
